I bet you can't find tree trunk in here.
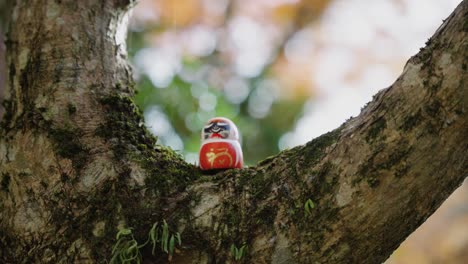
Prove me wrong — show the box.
[0,0,12,119]
[0,0,467,263]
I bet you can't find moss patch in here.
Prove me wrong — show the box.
[307,161,335,194]
[394,163,410,178]
[294,162,338,219]
[400,110,422,131]
[44,177,121,262]
[301,127,342,165]
[366,117,386,142]
[422,99,444,135]
[49,127,89,173]
[356,140,412,188]
[366,177,380,188]
[1,172,11,192]
[67,103,76,115]
[238,170,272,200]
[0,99,14,131]
[90,93,203,261]
[291,163,341,258]
[96,94,156,156]
[381,146,412,170]
[255,204,277,227]
[96,93,200,196]
[424,99,442,116]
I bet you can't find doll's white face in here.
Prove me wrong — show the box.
[202,118,238,141]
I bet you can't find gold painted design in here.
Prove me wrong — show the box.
[206,148,233,167]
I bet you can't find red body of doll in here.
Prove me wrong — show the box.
[199,117,243,170]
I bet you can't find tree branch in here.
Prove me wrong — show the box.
[183,2,468,263]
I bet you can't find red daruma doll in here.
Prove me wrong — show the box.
[199,117,243,170]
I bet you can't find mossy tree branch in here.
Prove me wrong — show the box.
[0,0,467,263]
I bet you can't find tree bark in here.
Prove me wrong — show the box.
[0,0,13,119]
[0,0,467,263]
[0,32,6,119]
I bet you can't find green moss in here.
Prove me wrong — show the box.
[289,168,341,256]
[425,99,442,116]
[315,162,335,193]
[46,178,123,261]
[380,146,412,170]
[49,127,89,172]
[49,128,82,157]
[83,94,205,260]
[60,172,69,182]
[9,62,15,87]
[400,110,422,131]
[223,201,242,229]
[40,180,48,189]
[293,162,338,224]
[18,171,31,177]
[366,177,380,188]
[256,155,276,166]
[0,99,14,130]
[255,205,276,226]
[238,170,273,200]
[424,37,433,46]
[394,164,410,178]
[19,52,42,107]
[206,130,342,261]
[356,141,411,188]
[67,103,77,115]
[252,131,343,248]
[97,94,200,196]
[421,99,442,135]
[301,127,342,165]
[137,144,148,151]
[366,117,386,142]
[1,172,11,192]
[422,79,430,87]
[96,94,156,156]
[424,122,438,135]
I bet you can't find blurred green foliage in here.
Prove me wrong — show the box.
[128,28,306,165]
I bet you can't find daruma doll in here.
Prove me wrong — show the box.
[199,117,243,170]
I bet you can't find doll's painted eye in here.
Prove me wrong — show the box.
[204,122,230,134]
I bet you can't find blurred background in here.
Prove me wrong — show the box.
[127,0,463,165]
[126,0,467,263]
